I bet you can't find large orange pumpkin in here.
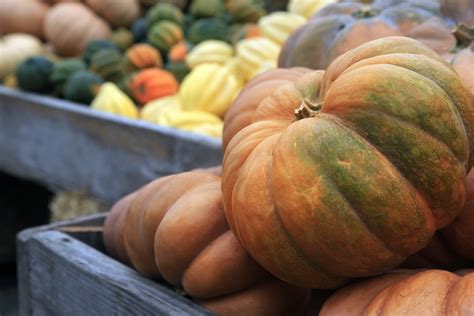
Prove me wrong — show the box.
[129,68,178,104]
[320,269,474,315]
[222,37,474,288]
[278,0,443,69]
[103,170,311,315]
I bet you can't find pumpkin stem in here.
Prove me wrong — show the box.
[294,98,322,120]
[453,23,474,47]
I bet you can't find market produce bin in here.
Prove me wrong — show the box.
[17,214,213,315]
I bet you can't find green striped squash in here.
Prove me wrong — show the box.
[148,21,184,55]
[146,3,184,27]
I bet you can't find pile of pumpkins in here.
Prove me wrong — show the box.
[0,0,334,138]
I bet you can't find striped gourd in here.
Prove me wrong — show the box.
[258,11,307,45]
[148,21,183,54]
[185,40,233,69]
[236,37,281,81]
[146,3,183,27]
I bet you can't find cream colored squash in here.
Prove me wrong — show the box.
[235,37,281,81]
[258,12,307,45]
[0,34,43,80]
[287,0,337,18]
[91,82,138,119]
[185,40,234,69]
[140,95,181,123]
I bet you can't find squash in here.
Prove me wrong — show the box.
[320,269,474,315]
[140,95,181,122]
[179,63,242,117]
[188,18,229,44]
[0,34,43,80]
[258,12,307,45]
[91,82,138,119]
[89,49,125,83]
[441,0,474,27]
[164,61,190,82]
[452,43,474,95]
[405,17,457,55]
[15,57,54,93]
[129,68,179,104]
[85,0,140,27]
[125,44,162,72]
[131,18,148,43]
[229,23,261,45]
[287,0,336,19]
[0,0,49,39]
[111,28,134,52]
[221,37,474,288]
[150,0,188,10]
[43,3,111,57]
[63,70,103,104]
[236,37,281,81]
[279,0,442,69]
[185,40,234,69]
[168,41,193,63]
[146,3,184,27]
[226,0,266,23]
[49,58,87,96]
[148,21,184,55]
[82,40,120,65]
[2,73,18,89]
[190,0,225,18]
[104,170,311,314]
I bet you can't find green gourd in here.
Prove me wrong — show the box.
[190,0,225,18]
[89,49,124,82]
[165,61,190,83]
[188,18,229,44]
[50,58,87,96]
[83,40,120,65]
[148,21,183,55]
[15,56,54,93]
[146,3,184,27]
[63,70,103,104]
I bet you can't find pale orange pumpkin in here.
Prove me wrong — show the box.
[0,0,49,39]
[85,0,140,27]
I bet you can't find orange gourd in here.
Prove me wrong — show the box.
[126,44,163,71]
[129,68,178,104]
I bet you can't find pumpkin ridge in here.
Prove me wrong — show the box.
[443,273,462,314]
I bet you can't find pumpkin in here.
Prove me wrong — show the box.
[441,0,474,27]
[153,0,188,10]
[279,0,442,70]
[91,82,138,119]
[190,0,225,18]
[85,0,140,27]
[131,18,148,43]
[15,57,54,93]
[236,37,281,81]
[146,3,184,27]
[320,269,474,315]
[104,170,311,314]
[167,40,193,63]
[89,49,125,83]
[229,23,261,45]
[225,0,266,23]
[49,58,87,95]
[221,37,474,288]
[258,12,307,46]
[43,3,111,57]
[449,24,474,95]
[187,18,229,45]
[179,63,242,117]
[63,70,103,104]
[405,17,457,55]
[125,44,162,72]
[164,61,190,82]
[0,0,48,39]
[0,34,43,80]
[148,21,184,55]
[111,28,134,52]
[287,0,336,19]
[129,68,179,104]
[82,40,120,65]
[185,40,234,69]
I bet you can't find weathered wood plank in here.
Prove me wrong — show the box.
[0,86,222,204]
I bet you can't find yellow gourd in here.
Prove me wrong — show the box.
[287,0,337,18]
[236,37,281,81]
[185,40,234,69]
[0,34,42,80]
[187,122,223,138]
[179,63,242,117]
[140,95,181,123]
[91,82,138,119]
[258,12,307,45]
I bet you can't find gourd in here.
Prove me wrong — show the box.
[125,44,163,72]
[225,0,266,23]
[229,23,261,45]
[63,70,103,104]
[164,61,190,82]
[148,21,184,55]
[188,18,229,45]
[129,68,179,104]
[190,0,225,18]
[89,49,125,83]
[82,40,120,65]
[111,28,134,52]
[258,12,307,45]
[140,95,181,123]
[0,0,49,39]
[449,24,474,95]
[185,40,234,69]
[15,57,54,93]
[279,0,442,69]
[85,0,140,27]
[43,3,111,57]
[0,34,43,80]
[91,82,138,119]
[168,41,193,63]
[103,170,311,314]
[320,269,474,315]
[287,0,336,18]
[179,63,241,117]
[221,37,474,288]
[236,37,281,81]
[441,0,474,27]
[49,58,87,96]
[146,3,184,27]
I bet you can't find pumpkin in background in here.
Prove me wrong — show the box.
[0,0,49,39]
[187,18,229,45]
[82,40,120,65]
[125,44,163,72]
[89,49,125,83]
[225,0,266,23]
[258,12,307,46]
[185,40,234,69]
[148,21,184,55]
[222,37,474,288]
[111,28,135,52]
[164,61,190,82]
[179,63,242,118]
[287,0,336,18]
[129,68,179,104]
[85,0,140,27]
[449,24,474,95]
[279,0,442,69]
[104,170,311,314]
[405,17,456,55]
[146,3,184,28]
[49,58,87,96]
[91,82,138,119]
[63,70,103,104]
[441,0,474,27]
[167,41,193,63]
[320,269,474,315]
[43,2,111,56]
[236,37,281,81]
[0,34,43,80]
[15,57,54,93]
[156,0,188,10]
[190,0,225,19]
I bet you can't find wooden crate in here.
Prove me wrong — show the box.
[17,214,213,315]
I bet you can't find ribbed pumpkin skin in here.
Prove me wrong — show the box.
[222,37,474,288]
[320,269,474,315]
[130,68,178,104]
[188,18,229,45]
[89,49,124,82]
[146,3,184,27]
[126,44,163,71]
[85,0,140,27]
[190,0,225,18]
[236,37,281,81]
[258,12,307,46]
[452,44,474,95]
[82,40,120,65]
[279,0,441,70]
[185,40,234,69]
[148,21,184,54]
[50,58,87,95]
[441,0,474,26]
[0,0,49,39]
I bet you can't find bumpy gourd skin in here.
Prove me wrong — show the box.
[222,37,474,288]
